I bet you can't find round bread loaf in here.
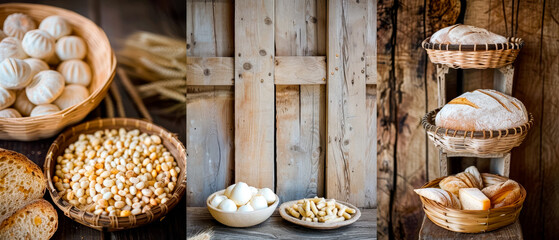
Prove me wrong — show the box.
[430,24,507,45]
[435,89,528,131]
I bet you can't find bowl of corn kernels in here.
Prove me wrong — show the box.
[44,118,186,231]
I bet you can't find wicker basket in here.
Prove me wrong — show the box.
[0,3,116,141]
[44,118,186,231]
[419,173,525,233]
[422,37,524,69]
[422,108,533,155]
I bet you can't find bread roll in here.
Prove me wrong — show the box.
[23,58,49,77]
[25,70,65,105]
[0,87,15,110]
[53,84,89,110]
[430,24,507,45]
[0,58,32,89]
[0,199,58,240]
[13,90,35,116]
[30,104,59,117]
[55,36,87,60]
[464,166,483,188]
[0,108,21,118]
[3,13,36,40]
[0,149,47,223]
[414,188,461,209]
[21,30,55,59]
[439,172,481,195]
[38,15,72,40]
[482,179,521,208]
[435,89,528,131]
[0,37,27,61]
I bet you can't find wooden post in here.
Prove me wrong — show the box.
[326,0,369,206]
[234,0,275,188]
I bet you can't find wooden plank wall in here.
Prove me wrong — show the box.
[187,0,377,209]
[378,0,559,239]
[186,0,235,207]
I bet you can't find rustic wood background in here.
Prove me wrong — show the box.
[186,0,377,209]
[0,0,186,239]
[377,0,559,239]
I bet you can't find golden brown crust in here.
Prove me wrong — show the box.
[0,199,58,239]
[448,97,479,109]
[482,180,521,208]
[0,148,44,183]
[439,176,469,196]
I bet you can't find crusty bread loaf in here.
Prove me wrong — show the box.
[464,166,483,189]
[414,188,462,209]
[0,149,47,223]
[482,179,521,208]
[439,171,482,195]
[435,89,528,131]
[0,199,58,240]
[430,24,507,45]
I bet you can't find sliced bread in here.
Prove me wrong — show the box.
[0,199,58,240]
[0,148,47,223]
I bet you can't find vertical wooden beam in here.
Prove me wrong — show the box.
[326,0,368,207]
[274,0,326,203]
[186,0,235,207]
[234,0,275,189]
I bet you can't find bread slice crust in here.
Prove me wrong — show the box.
[0,199,58,240]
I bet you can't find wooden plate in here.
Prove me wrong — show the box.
[279,200,361,230]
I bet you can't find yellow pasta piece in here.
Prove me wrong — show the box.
[324,216,345,223]
[310,200,319,215]
[342,212,351,220]
[287,207,300,218]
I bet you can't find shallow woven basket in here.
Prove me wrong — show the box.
[422,37,523,69]
[0,3,116,141]
[44,118,186,231]
[419,173,526,233]
[422,108,533,154]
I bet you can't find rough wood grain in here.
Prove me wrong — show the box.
[186,0,235,208]
[391,0,429,238]
[274,56,327,85]
[326,0,369,207]
[365,0,377,85]
[366,85,378,208]
[186,91,234,206]
[234,0,275,189]
[186,207,377,239]
[419,217,523,240]
[186,57,235,85]
[274,0,326,203]
[541,0,559,237]
[376,0,397,239]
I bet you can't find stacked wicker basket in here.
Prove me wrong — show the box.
[419,34,529,233]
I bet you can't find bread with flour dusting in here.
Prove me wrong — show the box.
[430,24,507,45]
[435,89,528,131]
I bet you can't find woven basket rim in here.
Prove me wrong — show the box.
[422,108,534,139]
[419,173,526,214]
[422,37,524,51]
[0,3,116,127]
[43,118,187,230]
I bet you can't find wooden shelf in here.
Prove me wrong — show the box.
[187,207,377,239]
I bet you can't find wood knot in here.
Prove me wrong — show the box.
[264,17,272,25]
[259,49,267,56]
[186,44,190,49]
[203,69,210,76]
[309,16,317,23]
[243,62,252,70]
[260,79,264,83]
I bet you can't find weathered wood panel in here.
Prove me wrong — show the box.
[391,0,429,238]
[326,0,369,207]
[186,0,235,207]
[376,0,397,238]
[274,0,326,203]
[186,57,235,86]
[366,85,378,208]
[274,56,327,85]
[186,91,234,206]
[541,0,559,237]
[187,207,377,239]
[234,0,275,189]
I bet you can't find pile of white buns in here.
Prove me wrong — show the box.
[0,13,91,118]
[210,182,276,212]
[415,166,522,210]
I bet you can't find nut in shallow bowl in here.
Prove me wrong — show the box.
[44,118,186,231]
[206,190,279,227]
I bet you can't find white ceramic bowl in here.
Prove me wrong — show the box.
[206,189,279,227]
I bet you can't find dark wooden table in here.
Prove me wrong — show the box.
[419,216,523,240]
[187,207,377,239]
[0,0,185,239]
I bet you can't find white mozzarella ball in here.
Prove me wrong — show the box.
[224,184,236,198]
[210,194,227,208]
[250,195,268,210]
[230,182,252,206]
[258,188,276,204]
[249,186,258,197]
[218,199,237,212]
[237,204,254,212]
